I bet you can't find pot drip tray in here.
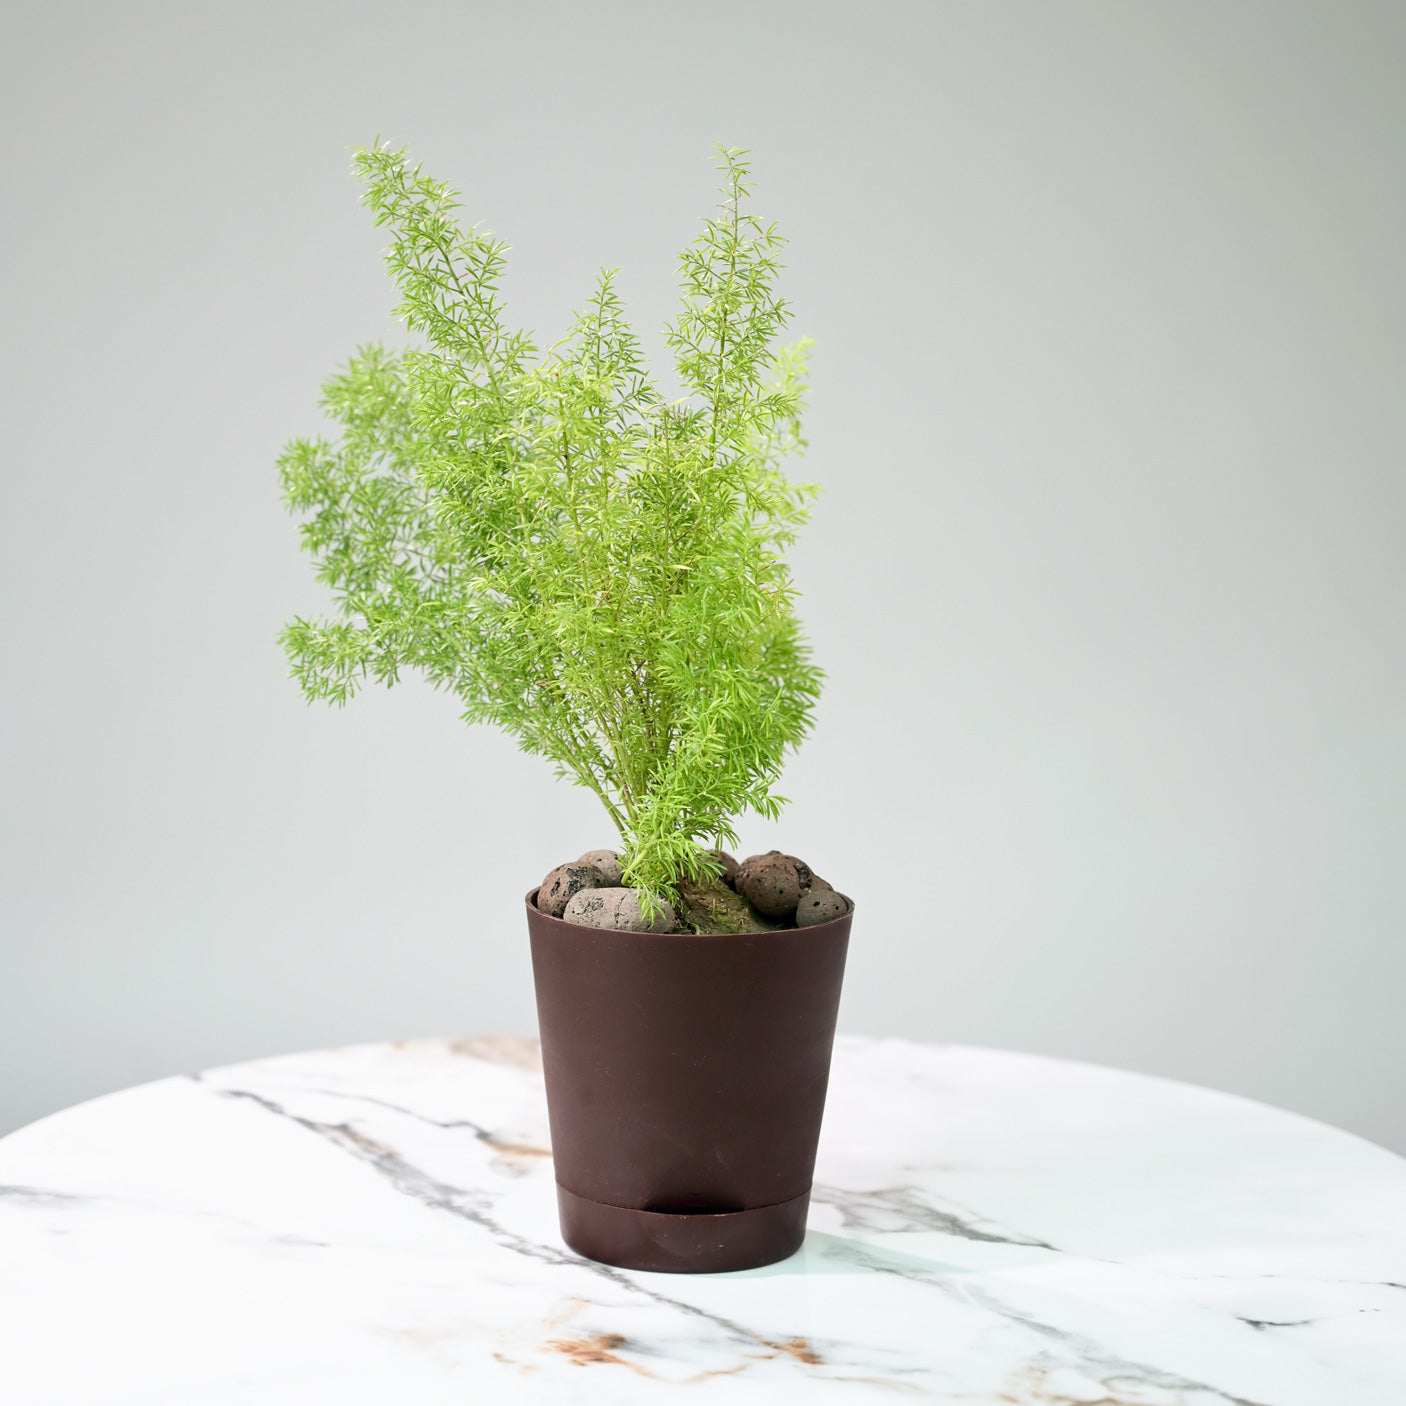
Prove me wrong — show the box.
[555,1183,810,1273]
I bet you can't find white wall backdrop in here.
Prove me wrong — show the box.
[3,1,1403,1151]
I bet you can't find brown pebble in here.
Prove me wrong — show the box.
[795,890,849,927]
[537,862,606,919]
[563,887,677,933]
[577,849,623,885]
[782,854,814,890]
[735,850,780,891]
[738,854,801,919]
[704,849,740,889]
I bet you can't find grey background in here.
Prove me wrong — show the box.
[3,2,1403,1151]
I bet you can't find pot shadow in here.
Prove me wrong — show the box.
[702,1230,974,1283]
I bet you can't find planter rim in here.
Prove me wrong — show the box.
[525,886,854,938]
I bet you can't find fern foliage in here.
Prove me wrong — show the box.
[279,143,822,901]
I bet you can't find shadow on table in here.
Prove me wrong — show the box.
[704,1231,978,1283]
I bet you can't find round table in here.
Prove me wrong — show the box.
[1,1037,1403,1404]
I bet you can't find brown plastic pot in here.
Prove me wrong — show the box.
[526,889,851,1274]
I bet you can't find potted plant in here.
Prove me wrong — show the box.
[278,142,853,1272]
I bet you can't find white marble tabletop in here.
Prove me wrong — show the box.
[1,1036,1404,1404]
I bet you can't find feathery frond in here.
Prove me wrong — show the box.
[279,143,822,903]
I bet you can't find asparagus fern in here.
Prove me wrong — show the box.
[278,142,822,903]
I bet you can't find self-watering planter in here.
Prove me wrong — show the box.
[527,891,852,1273]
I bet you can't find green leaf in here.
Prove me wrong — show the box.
[278,141,824,903]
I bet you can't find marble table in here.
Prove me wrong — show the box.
[2,1037,1404,1404]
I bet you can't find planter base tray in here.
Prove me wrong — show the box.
[556,1184,810,1273]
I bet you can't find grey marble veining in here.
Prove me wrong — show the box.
[1,1035,1403,1403]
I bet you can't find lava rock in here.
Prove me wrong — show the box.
[563,886,677,934]
[736,852,801,919]
[782,854,815,891]
[795,890,850,927]
[577,848,623,885]
[537,862,607,919]
[704,849,740,889]
[734,850,778,890]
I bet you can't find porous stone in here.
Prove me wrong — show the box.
[704,849,740,889]
[577,849,623,885]
[782,854,815,891]
[537,862,606,919]
[559,889,614,928]
[734,850,779,893]
[737,853,801,919]
[795,890,850,927]
[806,875,833,893]
[611,890,677,933]
[563,886,677,934]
